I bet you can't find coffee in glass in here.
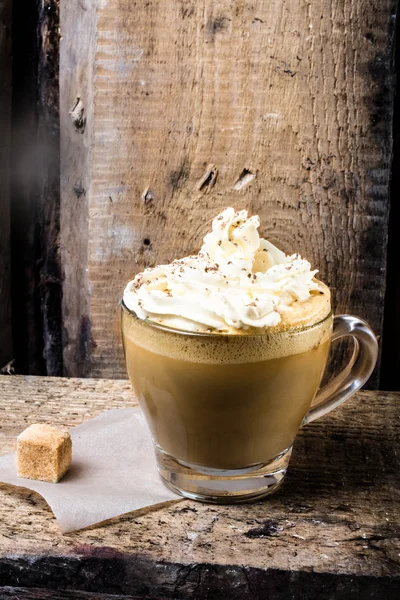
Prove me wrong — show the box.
[121,208,378,501]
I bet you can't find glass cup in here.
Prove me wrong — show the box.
[121,302,378,503]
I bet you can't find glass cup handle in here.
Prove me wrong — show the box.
[303,315,379,425]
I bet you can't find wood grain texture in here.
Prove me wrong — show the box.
[0,588,147,600]
[60,0,97,377]
[0,0,12,370]
[59,0,396,380]
[10,0,62,376]
[381,28,400,391]
[0,376,399,598]
[36,0,63,376]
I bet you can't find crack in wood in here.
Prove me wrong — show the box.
[69,98,86,133]
[233,168,256,191]
[73,183,86,199]
[142,187,155,204]
[197,164,218,192]
[244,519,284,538]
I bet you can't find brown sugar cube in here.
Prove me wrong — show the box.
[17,424,72,483]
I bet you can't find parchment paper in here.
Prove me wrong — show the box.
[0,408,180,533]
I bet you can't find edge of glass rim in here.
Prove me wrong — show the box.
[120,298,333,338]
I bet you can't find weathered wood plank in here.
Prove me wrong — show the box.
[60,0,396,381]
[10,0,42,374]
[0,564,399,600]
[59,0,97,377]
[0,375,399,598]
[36,0,63,376]
[0,588,147,600]
[381,28,400,391]
[10,0,62,376]
[0,0,12,370]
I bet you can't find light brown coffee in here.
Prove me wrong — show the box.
[122,285,332,470]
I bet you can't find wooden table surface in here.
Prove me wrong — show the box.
[0,375,399,599]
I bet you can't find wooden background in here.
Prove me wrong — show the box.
[1,0,399,387]
[0,0,11,371]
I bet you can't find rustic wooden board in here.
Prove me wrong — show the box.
[60,0,396,381]
[10,0,62,376]
[0,589,145,600]
[0,0,12,371]
[59,0,97,377]
[35,0,63,376]
[0,376,399,598]
[381,29,400,391]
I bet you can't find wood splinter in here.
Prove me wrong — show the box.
[197,164,218,192]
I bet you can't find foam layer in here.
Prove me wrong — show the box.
[121,295,332,365]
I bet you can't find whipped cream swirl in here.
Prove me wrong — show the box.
[123,208,322,331]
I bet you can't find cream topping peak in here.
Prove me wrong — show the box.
[123,208,322,332]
